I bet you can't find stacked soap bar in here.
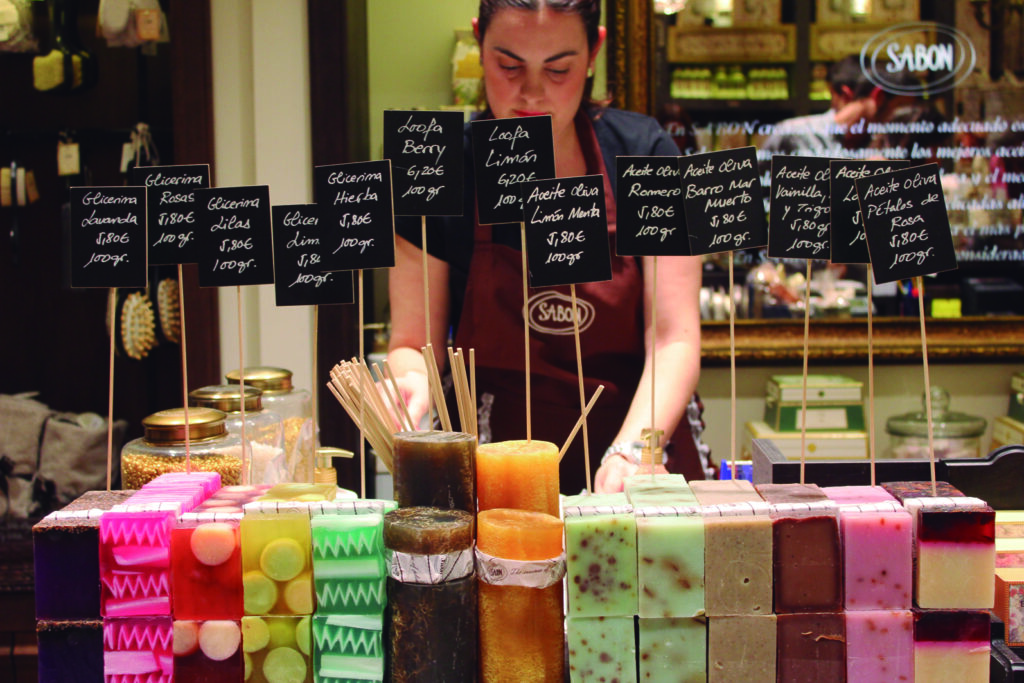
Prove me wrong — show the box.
[312,614,383,683]
[173,619,244,682]
[193,484,274,514]
[624,473,696,508]
[995,569,1024,647]
[260,482,344,503]
[914,609,991,681]
[36,619,104,683]
[563,493,637,683]
[242,615,313,683]
[172,512,244,620]
[241,501,315,617]
[103,616,174,683]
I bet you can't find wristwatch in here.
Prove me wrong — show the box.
[601,441,668,466]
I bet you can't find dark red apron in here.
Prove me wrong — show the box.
[452,113,703,492]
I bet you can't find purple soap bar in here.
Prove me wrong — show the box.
[771,506,842,613]
[37,619,104,683]
[777,612,846,682]
[822,486,895,505]
[846,610,913,682]
[880,481,963,502]
[33,490,135,620]
[841,504,912,610]
[914,609,990,681]
[755,483,827,504]
[103,616,174,682]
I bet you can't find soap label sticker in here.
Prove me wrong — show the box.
[858,163,957,285]
[271,204,354,306]
[314,160,396,271]
[521,174,611,287]
[471,115,555,225]
[69,186,148,288]
[132,164,210,265]
[678,146,766,254]
[767,155,832,260]
[829,159,910,264]
[383,110,464,216]
[195,185,275,287]
[615,156,690,256]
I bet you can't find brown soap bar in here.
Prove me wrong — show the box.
[386,575,478,682]
[383,507,474,555]
[704,514,773,616]
[772,511,842,612]
[777,612,846,682]
[690,480,763,505]
[708,615,776,682]
[755,483,828,504]
[393,430,476,513]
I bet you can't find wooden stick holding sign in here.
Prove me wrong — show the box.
[857,162,958,496]
[678,147,766,479]
[384,110,464,431]
[521,174,611,493]
[196,184,275,485]
[69,185,148,489]
[471,115,555,443]
[829,159,909,486]
[767,155,834,484]
[133,164,211,476]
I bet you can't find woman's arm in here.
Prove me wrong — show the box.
[387,234,451,427]
[594,253,702,492]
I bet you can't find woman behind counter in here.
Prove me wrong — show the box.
[387,0,705,493]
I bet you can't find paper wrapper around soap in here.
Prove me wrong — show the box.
[564,501,637,618]
[637,617,706,683]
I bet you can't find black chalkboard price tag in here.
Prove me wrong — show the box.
[313,160,396,272]
[471,115,555,225]
[521,174,611,287]
[678,146,765,255]
[195,185,275,287]
[858,163,957,285]
[829,159,909,264]
[131,164,210,265]
[69,186,148,288]
[271,204,354,306]
[383,110,464,216]
[615,156,689,256]
[767,155,832,260]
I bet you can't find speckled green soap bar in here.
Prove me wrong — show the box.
[638,617,706,683]
[625,474,696,508]
[637,512,704,618]
[565,514,637,617]
[567,616,637,683]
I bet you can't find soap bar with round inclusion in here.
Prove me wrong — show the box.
[707,615,775,683]
[846,610,913,682]
[636,510,704,619]
[567,616,636,683]
[565,513,637,617]
[914,609,990,682]
[393,431,476,513]
[172,516,243,620]
[312,614,383,683]
[310,513,385,616]
[242,615,312,683]
[173,619,244,683]
[241,510,313,615]
[477,508,564,683]
[476,439,559,515]
[637,617,706,683]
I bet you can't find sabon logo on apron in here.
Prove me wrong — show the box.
[526,291,596,336]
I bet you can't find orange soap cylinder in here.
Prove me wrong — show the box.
[477,508,564,683]
[476,440,559,516]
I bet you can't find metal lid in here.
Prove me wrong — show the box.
[886,386,987,439]
[142,407,228,444]
[189,384,263,413]
[224,366,293,394]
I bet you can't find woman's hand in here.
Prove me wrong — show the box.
[392,370,430,430]
[594,454,668,493]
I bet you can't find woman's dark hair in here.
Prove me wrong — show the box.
[477,0,605,110]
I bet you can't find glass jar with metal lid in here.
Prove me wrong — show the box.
[886,386,988,460]
[121,407,243,489]
[225,366,313,482]
[189,384,286,484]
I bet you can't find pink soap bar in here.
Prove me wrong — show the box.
[842,506,912,610]
[822,486,896,505]
[100,511,176,617]
[846,610,913,682]
[914,609,990,682]
[103,616,174,682]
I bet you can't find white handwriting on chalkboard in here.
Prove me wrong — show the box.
[160,191,194,205]
[546,230,584,246]
[568,203,600,219]
[636,225,676,242]
[406,165,444,180]
[891,215,924,230]
[686,184,723,199]
[286,231,319,248]
[709,211,747,228]
[545,251,584,265]
[153,231,192,248]
[296,253,321,268]
[83,252,128,267]
[704,193,752,211]
[211,214,251,231]
[401,139,446,164]
[337,212,371,228]
[219,238,253,253]
[284,211,318,227]
[82,210,138,227]
[327,170,383,184]
[333,237,374,254]
[866,197,913,219]
[158,212,194,226]
[571,182,598,197]
[791,218,829,238]
[710,231,750,247]
[145,172,204,187]
[890,228,927,247]
[488,124,530,149]
[628,183,680,197]
[528,183,565,202]
[775,185,824,200]
[862,177,900,199]
[334,188,378,204]
[532,206,564,223]
[787,238,827,255]
[212,258,255,273]
[83,192,138,205]
[637,205,675,219]
[208,196,259,210]
[487,148,538,169]
[497,171,537,187]
[891,247,934,267]
[401,184,443,201]
[922,192,939,205]
[849,229,865,246]
[96,232,129,244]
[719,157,753,173]
[398,115,443,140]
[289,272,333,288]
[683,159,714,178]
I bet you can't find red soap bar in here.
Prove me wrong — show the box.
[772,511,843,613]
[881,481,963,501]
[171,515,243,620]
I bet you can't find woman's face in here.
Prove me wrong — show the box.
[476,8,601,145]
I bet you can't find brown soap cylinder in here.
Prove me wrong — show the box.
[384,507,477,682]
[393,431,476,513]
[477,508,564,683]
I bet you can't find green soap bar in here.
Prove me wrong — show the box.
[629,490,698,508]
[315,577,386,616]
[625,475,697,508]
[624,473,688,489]
[637,514,704,618]
[638,617,706,683]
[563,492,630,509]
[703,515,773,617]
[565,515,637,617]
[567,616,637,683]
[263,646,308,683]
[311,515,383,560]
[244,570,279,616]
[313,614,383,683]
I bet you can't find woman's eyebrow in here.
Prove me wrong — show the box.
[493,46,580,62]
